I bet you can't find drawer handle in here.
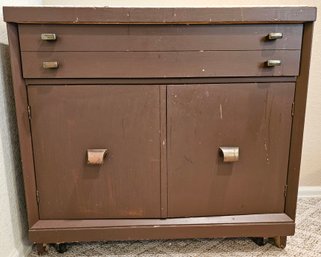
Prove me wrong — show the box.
[266,60,281,67]
[87,149,108,165]
[268,32,283,40]
[41,33,57,41]
[43,61,59,69]
[219,147,239,162]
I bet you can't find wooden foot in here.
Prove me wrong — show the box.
[36,243,48,255]
[274,236,287,248]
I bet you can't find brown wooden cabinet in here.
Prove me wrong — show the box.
[3,6,316,253]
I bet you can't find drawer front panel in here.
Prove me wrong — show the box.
[28,85,161,219]
[21,50,300,78]
[167,83,294,217]
[19,24,303,52]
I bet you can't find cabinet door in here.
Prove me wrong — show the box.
[167,83,294,217]
[28,85,161,219]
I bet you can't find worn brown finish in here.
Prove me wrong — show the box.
[21,50,301,79]
[3,7,316,24]
[28,85,161,219]
[285,22,315,220]
[160,85,168,218]
[29,221,294,244]
[167,83,294,217]
[3,6,315,250]
[6,23,39,227]
[31,213,293,229]
[18,24,303,52]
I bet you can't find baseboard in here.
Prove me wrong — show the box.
[298,186,321,197]
[8,244,32,257]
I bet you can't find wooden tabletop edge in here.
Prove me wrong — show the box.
[3,6,317,24]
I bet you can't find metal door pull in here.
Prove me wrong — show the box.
[219,147,239,162]
[43,61,59,69]
[266,60,281,67]
[268,32,283,40]
[87,149,108,165]
[41,33,57,41]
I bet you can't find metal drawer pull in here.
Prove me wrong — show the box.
[266,60,281,67]
[43,61,59,69]
[268,32,283,40]
[87,149,108,165]
[219,147,239,162]
[41,33,57,41]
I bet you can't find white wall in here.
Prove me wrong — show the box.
[0,1,42,257]
[43,0,321,187]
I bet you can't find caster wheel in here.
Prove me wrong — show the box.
[36,244,48,255]
[54,243,68,254]
[252,237,269,246]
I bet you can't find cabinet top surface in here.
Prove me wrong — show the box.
[3,6,316,24]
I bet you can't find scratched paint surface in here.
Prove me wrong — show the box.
[167,83,295,217]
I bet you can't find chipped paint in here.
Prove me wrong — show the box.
[264,141,270,165]
[73,17,79,23]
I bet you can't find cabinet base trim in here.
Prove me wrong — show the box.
[30,213,294,243]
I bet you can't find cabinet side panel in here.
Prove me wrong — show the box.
[6,23,39,226]
[286,23,314,220]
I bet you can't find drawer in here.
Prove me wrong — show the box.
[21,50,301,78]
[18,24,303,52]
[167,83,295,217]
